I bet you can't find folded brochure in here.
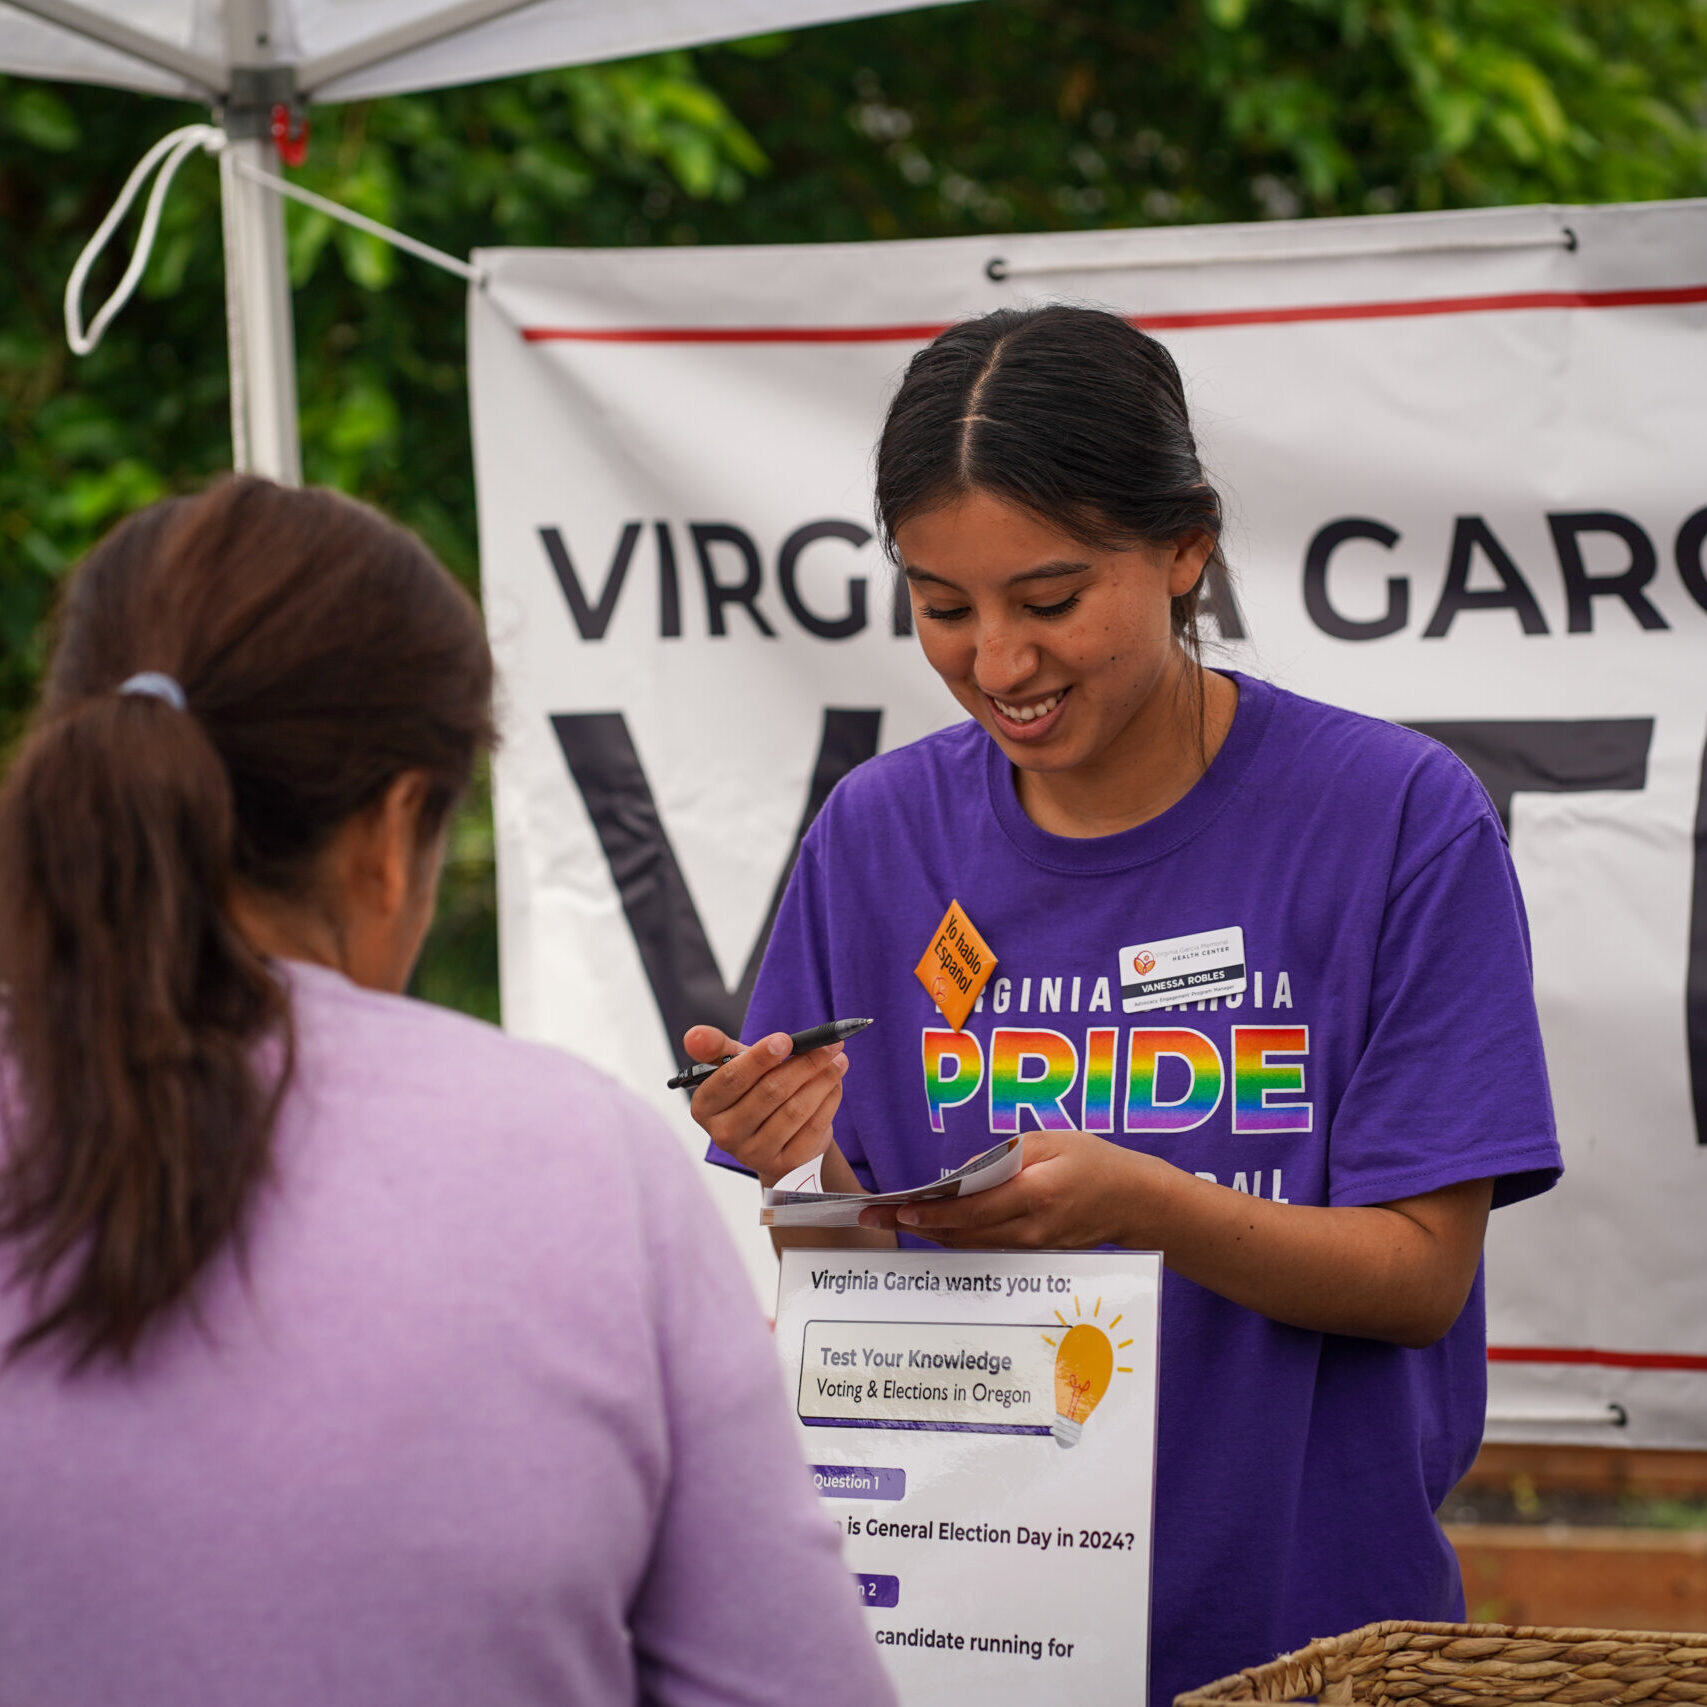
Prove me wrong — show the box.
[761,1135,1023,1228]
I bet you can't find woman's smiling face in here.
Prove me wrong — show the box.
[897,490,1212,780]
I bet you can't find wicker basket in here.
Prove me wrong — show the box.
[1176,1621,1707,1707]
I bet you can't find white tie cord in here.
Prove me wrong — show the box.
[64,124,227,356]
[63,123,483,360]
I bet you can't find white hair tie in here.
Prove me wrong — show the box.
[117,672,188,713]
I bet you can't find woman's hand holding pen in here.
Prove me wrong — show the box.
[682,1025,849,1188]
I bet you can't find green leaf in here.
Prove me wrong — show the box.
[1432,88,1487,155]
[142,227,197,298]
[662,127,721,198]
[727,32,791,59]
[335,225,396,291]
[56,459,165,530]
[286,204,338,287]
[1490,108,1541,164]
[1205,0,1252,27]
[0,566,50,651]
[7,86,80,150]
[324,377,399,457]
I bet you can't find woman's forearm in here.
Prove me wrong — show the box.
[1115,1156,1492,1347]
[773,1130,1490,1347]
[884,1133,1493,1346]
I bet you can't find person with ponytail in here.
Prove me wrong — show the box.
[683,306,1562,1703]
[0,476,893,1707]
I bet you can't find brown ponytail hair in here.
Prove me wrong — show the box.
[0,476,494,1367]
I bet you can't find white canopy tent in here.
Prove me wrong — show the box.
[0,0,961,481]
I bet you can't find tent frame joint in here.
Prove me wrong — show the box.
[222,65,300,140]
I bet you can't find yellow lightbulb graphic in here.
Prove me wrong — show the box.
[1051,1324,1113,1447]
[1043,1296,1135,1448]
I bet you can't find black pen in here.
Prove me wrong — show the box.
[667,1017,874,1091]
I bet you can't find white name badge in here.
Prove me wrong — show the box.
[1120,925,1246,1013]
[776,1250,1162,1707]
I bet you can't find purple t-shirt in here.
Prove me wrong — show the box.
[0,964,895,1707]
[710,672,1560,1705]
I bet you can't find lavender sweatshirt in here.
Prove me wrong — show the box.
[0,963,893,1707]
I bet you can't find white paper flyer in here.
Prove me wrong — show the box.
[763,1136,1023,1228]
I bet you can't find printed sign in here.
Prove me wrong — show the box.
[776,1250,1161,1706]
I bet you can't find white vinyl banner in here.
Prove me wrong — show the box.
[469,201,1707,1449]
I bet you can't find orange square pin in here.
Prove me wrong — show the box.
[914,899,996,1031]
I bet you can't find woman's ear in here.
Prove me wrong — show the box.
[1166,532,1216,598]
[331,770,445,992]
[353,771,434,922]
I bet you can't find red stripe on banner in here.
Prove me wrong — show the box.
[1489,1346,1707,1373]
[1138,283,1707,330]
[517,282,1707,345]
[520,323,952,344]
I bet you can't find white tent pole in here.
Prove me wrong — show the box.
[218,0,301,485]
[2,0,223,92]
[218,135,302,483]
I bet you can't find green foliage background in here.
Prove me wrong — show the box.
[3,0,1705,1021]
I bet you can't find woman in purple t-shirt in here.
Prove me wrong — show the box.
[686,307,1561,1702]
[0,477,893,1707]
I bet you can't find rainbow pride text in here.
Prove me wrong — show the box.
[920,1026,1312,1136]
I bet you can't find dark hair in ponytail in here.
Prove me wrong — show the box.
[0,476,494,1367]
[874,304,1238,654]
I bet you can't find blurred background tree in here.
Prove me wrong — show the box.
[3,0,1705,1020]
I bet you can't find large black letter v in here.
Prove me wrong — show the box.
[551,708,881,1055]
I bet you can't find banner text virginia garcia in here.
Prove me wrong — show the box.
[536,505,1707,647]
